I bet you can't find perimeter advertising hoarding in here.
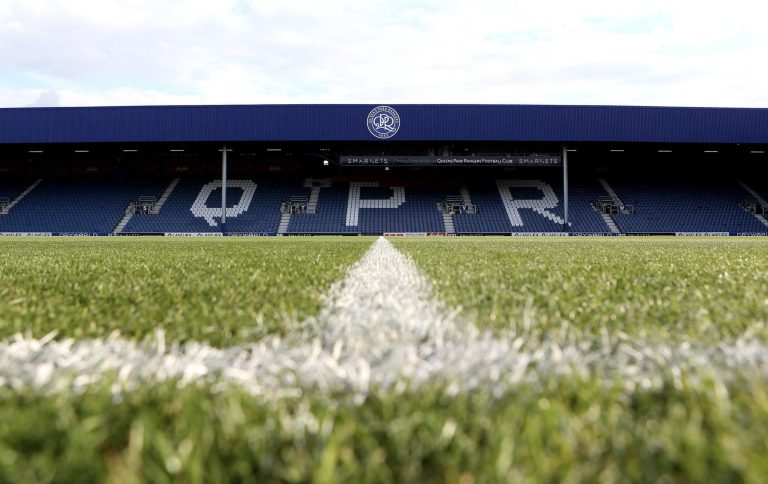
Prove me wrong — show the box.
[339,155,562,167]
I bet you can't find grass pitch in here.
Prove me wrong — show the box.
[394,237,768,341]
[2,236,768,483]
[0,237,372,345]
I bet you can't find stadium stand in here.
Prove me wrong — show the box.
[0,179,166,233]
[1,104,766,236]
[0,179,33,202]
[452,177,611,233]
[1,173,766,234]
[453,180,563,233]
[568,178,618,233]
[610,177,767,233]
[0,179,36,215]
[124,178,295,233]
[288,180,445,234]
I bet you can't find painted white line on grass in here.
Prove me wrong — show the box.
[2,237,768,399]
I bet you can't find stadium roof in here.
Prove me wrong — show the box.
[0,104,767,145]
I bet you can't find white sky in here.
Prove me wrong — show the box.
[1,0,767,108]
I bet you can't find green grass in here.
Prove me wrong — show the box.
[3,376,768,483]
[0,237,372,346]
[395,237,768,342]
[3,236,768,483]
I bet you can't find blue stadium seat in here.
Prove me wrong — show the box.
[1,175,764,234]
[0,179,166,233]
[610,177,765,233]
[124,178,294,233]
[288,180,445,233]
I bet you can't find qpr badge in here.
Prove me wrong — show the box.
[366,106,401,139]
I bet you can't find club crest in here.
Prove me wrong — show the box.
[366,106,401,139]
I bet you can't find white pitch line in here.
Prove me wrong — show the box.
[2,237,768,399]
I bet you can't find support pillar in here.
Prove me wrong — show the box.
[221,144,227,233]
[562,146,569,230]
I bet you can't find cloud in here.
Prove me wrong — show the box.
[26,90,60,107]
[0,0,766,107]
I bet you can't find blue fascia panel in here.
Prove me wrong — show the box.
[0,104,767,144]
